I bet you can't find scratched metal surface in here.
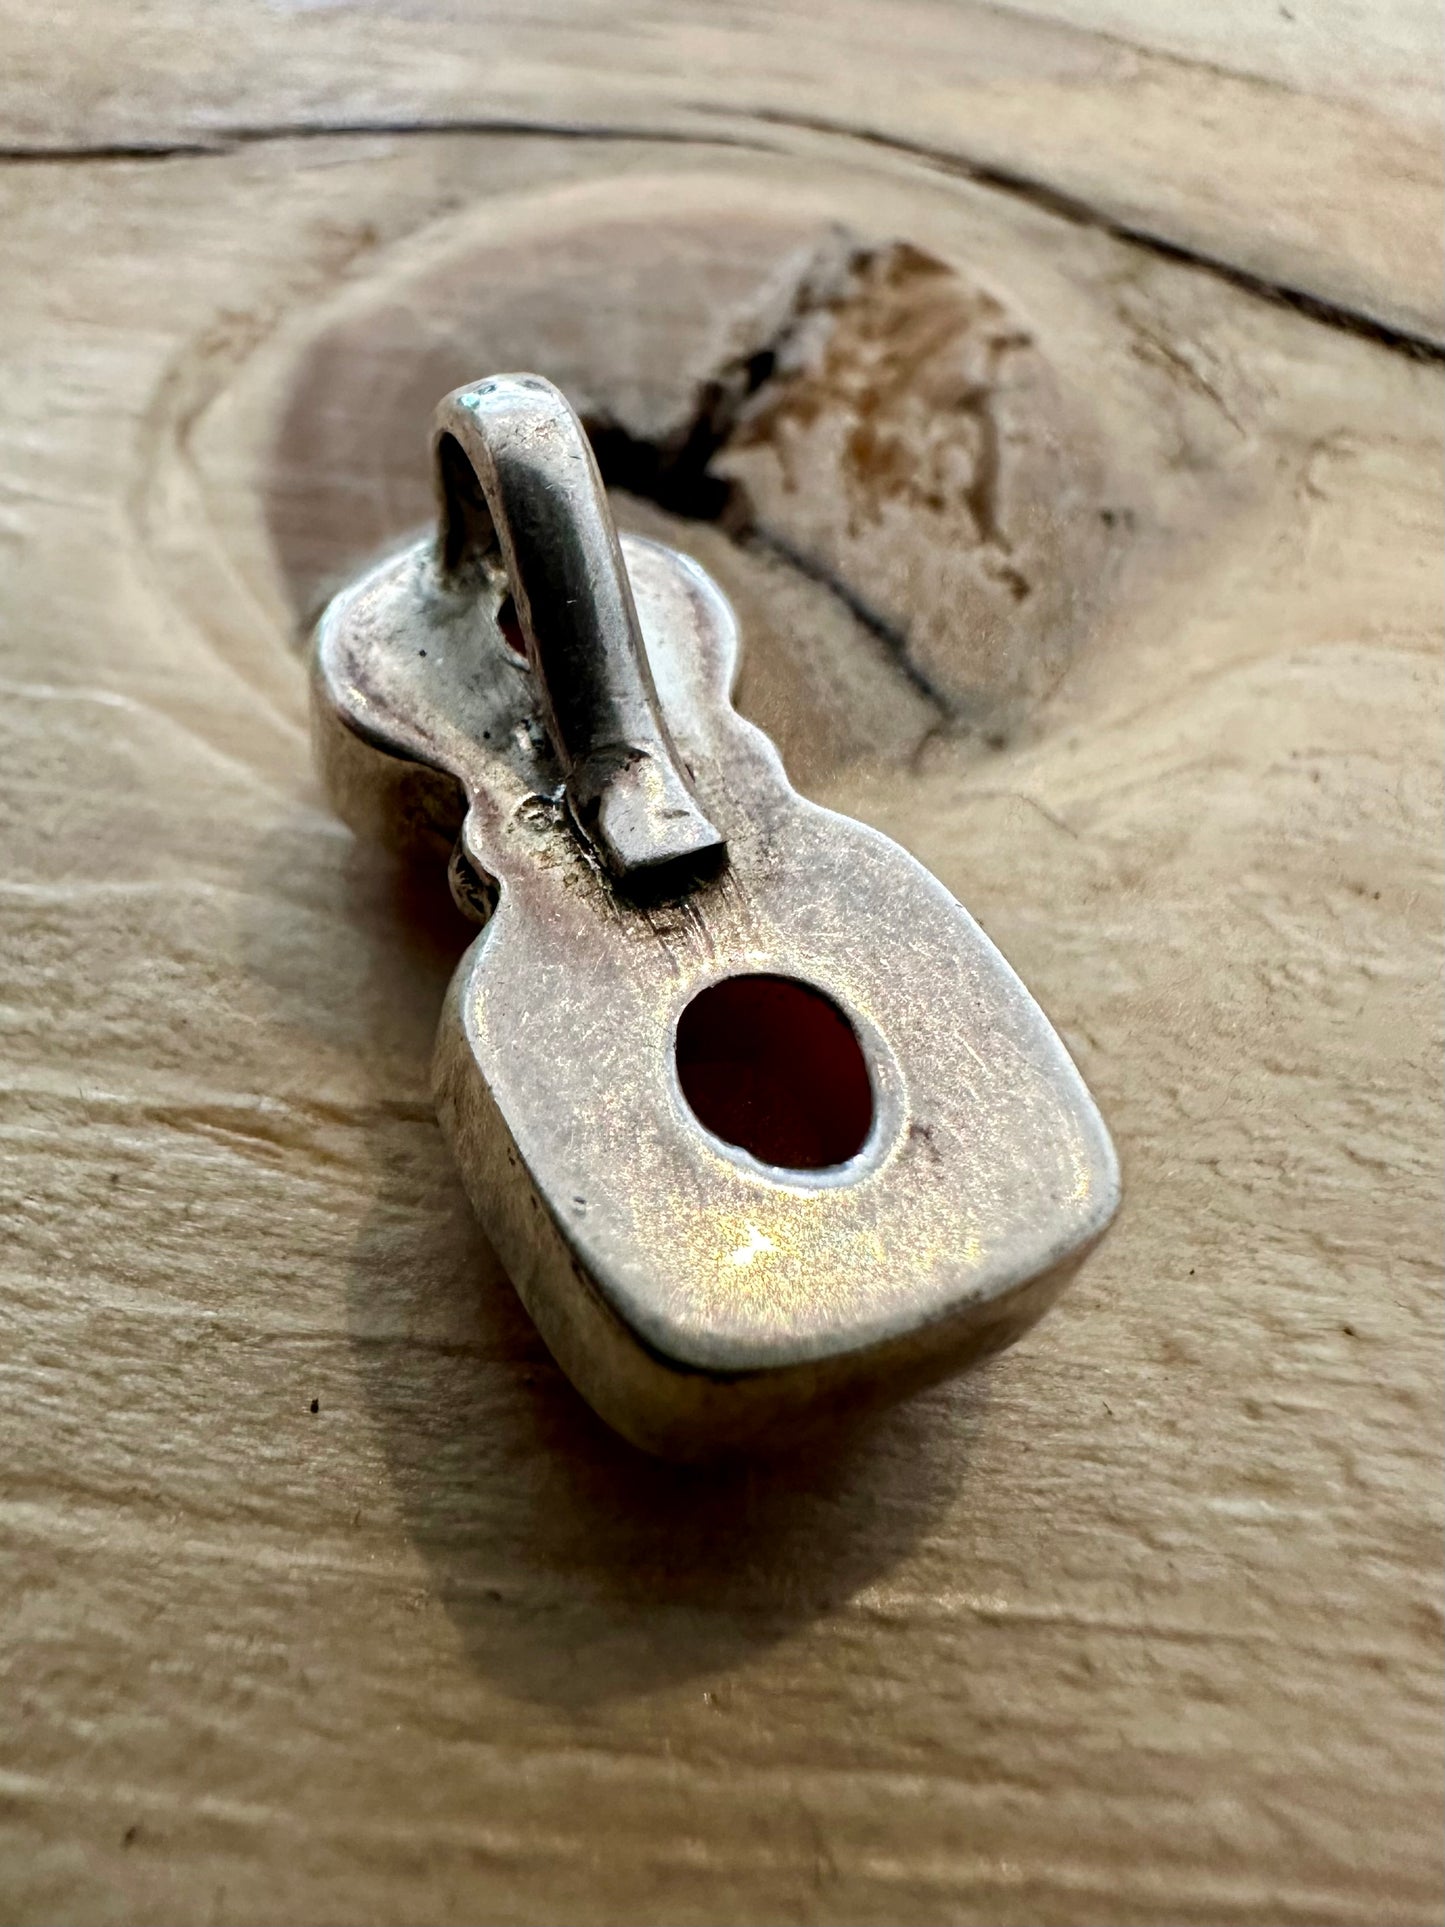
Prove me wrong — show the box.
[317,525,1116,1407]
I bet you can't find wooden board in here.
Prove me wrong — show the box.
[0,13,1441,1925]
[1,0,1441,344]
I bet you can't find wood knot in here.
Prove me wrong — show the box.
[243,182,1113,778]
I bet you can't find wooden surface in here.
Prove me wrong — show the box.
[1,5,1441,1923]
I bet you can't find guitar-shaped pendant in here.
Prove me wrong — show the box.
[312,373,1119,1456]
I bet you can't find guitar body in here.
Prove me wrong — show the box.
[316,503,1117,1455]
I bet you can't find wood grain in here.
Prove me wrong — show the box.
[0,0,1441,343]
[0,15,1441,1925]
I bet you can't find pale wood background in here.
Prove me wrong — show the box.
[1,5,1441,1924]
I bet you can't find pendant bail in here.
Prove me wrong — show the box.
[432,373,726,887]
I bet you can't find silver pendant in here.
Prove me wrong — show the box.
[312,373,1119,1456]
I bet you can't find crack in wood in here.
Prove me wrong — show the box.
[2,111,1436,361]
[704,104,1445,363]
[582,229,1095,728]
[0,119,752,164]
[523,230,945,713]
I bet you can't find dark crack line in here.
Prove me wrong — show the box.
[3,107,1436,360]
[746,529,951,713]
[687,103,1445,364]
[0,118,754,164]
[584,379,953,712]
[581,229,860,523]
[0,138,226,162]
[575,238,959,715]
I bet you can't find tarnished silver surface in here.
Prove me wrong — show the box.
[312,373,1119,1456]
[434,374,723,884]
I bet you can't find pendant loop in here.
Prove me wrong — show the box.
[432,373,726,886]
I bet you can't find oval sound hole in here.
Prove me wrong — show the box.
[675,975,874,1171]
[496,591,528,659]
